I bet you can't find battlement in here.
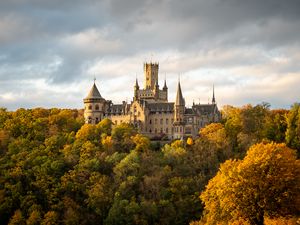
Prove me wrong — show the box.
[144,62,159,90]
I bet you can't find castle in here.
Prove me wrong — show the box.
[83,63,221,140]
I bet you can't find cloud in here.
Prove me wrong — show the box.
[0,0,300,110]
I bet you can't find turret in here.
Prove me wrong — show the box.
[134,78,139,101]
[83,80,106,124]
[163,78,168,101]
[163,78,168,90]
[154,78,159,100]
[173,80,185,139]
[212,84,216,104]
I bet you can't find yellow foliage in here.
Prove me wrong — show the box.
[265,216,300,225]
[186,137,194,146]
[171,140,184,148]
[26,210,41,225]
[8,209,25,225]
[201,142,300,225]
[132,134,150,152]
[41,211,59,225]
[102,135,113,150]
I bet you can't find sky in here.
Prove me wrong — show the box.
[0,0,300,110]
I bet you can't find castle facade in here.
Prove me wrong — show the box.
[83,63,221,140]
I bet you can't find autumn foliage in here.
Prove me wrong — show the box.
[0,103,299,225]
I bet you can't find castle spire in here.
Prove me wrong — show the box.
[85,81,102,99]
[163,74,168,89]
[175,80,185,106]
[135,77,139,89]
[212,84,216,104]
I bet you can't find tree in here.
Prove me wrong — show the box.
[8,210,25,225]
[200,142,300,225]
[41,211,59,225]
[286,103,300,155]
[263,109,288,143]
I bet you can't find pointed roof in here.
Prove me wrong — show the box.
[85,82,103,99]
[155,78,159,86]
[175,81,185,106]
[163,78,168,89]
[135,78,139,88]
[212,84,216,104]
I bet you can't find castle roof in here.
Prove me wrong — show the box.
[175,81,185,106]
[147,102,174,113]
[85,82,103,100]
[192,104,217,115]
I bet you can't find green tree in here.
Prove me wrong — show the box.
[286,103,300,155]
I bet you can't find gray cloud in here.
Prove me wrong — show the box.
[0,0,300,110]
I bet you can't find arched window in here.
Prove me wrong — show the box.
[95,105,99,110]
[88,105,92,110]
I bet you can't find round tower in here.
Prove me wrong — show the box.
[83,81,106,124]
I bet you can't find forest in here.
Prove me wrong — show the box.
[0,103,299,225]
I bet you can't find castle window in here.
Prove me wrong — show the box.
[149,129,152,133]
[88,105,92,110]
[166,118,169,124]
[88,117,92,124]
[95,117,99,123]
[160,119,163,125]
[160,128,163,133]
[95,105,99,110]
[149,119,152,124]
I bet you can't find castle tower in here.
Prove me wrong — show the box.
[173,80,185,139]
[83,80,106,124]
[144,62,159,90]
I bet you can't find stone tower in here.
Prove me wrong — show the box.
[173,80,185,139]
[144,62,159,90]
[83,81,106,124]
